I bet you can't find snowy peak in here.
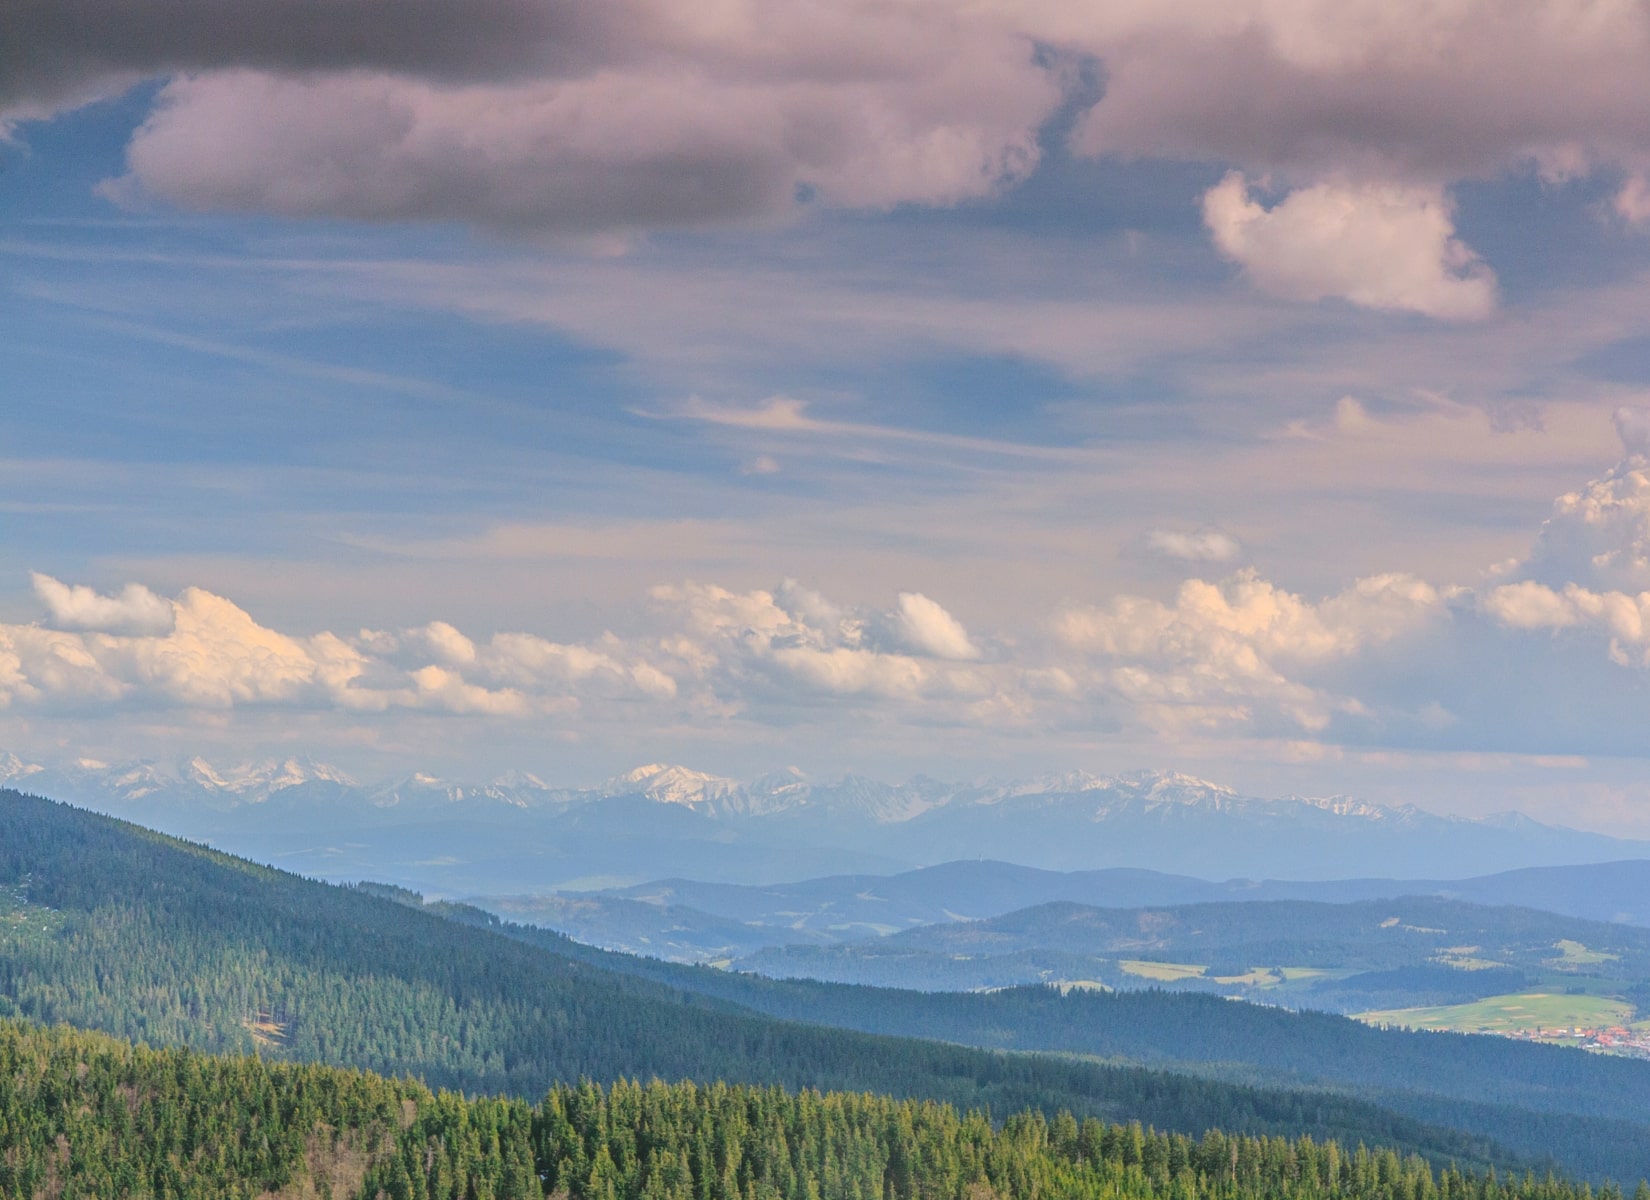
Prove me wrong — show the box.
[369,772,535,811]
[748,766,809,798]
[740,767,815,817]
[1294,794,1410,822]
[0,753,43,786]
[811,774,946,824]
[598,763,818,817]
[957,768,1250,820]
[1007,769,1109,797]
[182,756,356,802]
[2,753,359,812]
[98,761,182,802]
[1106,769,1244,810]
[603,764,744,810]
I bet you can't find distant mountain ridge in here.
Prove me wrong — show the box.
[0,753,1425,823]
[589,859,1650,935]
[727,892,1650,1001]
[3,751,1645,891]
[474,858,1650,966]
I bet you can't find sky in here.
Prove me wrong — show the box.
[9,1,1650,832]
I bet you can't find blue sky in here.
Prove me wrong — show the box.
[8,1,1650,832]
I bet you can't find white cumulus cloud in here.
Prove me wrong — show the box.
[1054,570,1443,735]
[1518,458,1650,593]
[1614,406,1650,459]
[650,581,979,704]
[0,574,1016,734]
[32,573,175,636]
[892,592,980,660]
[1202,173,1496,319]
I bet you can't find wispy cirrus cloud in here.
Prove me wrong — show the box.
[1143,529,1244,565]
[645,395,1089,461]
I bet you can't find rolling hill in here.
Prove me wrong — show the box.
[727,895,1650,1006]
[479,859,1650,964]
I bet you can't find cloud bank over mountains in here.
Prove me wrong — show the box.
[10,0,1650,312]
[11,438,1650,764]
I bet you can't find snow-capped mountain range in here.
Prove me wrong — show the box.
[0,751,1397,826]
[1,751,1644,893]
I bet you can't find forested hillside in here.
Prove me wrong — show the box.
[0,787,1518,1172]
[5,1018,1633,1200]
[431,903,1650,1181]
[458,907,1650,1121]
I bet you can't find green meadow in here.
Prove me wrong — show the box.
[1356,992,1634,1035]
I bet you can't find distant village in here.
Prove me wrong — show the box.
[1507,1026,1650,1058]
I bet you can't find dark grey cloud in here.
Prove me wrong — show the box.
[0,0,634,116]
[84,2,1061,236]
[108,71,807,234]
[19,0,1650,242]
[3,0,1062,235]
[1065,5,1650,185]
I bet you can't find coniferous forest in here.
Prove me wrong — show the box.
[3,1017,1643,1200]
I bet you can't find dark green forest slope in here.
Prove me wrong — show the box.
[5,1018,1635,1200]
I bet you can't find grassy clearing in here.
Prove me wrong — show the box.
[0,880,66,948]
[1548,939,1620,967]
[1432,951,1508,971]
[1119,959,1207,982]
[1356,992,1633,1035]
[1211,968,1281,987]
[1277,967,1331,982]
[1116,962,1330,989]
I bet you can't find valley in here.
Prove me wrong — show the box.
[468,868,1650,1043]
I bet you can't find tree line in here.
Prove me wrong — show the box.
[4,1018,1646,1200]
